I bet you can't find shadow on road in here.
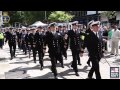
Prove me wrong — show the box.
[103,54,115,58]
[27,72,55,79]
[6,62,89,79]
[0,58,7,61]
[9,60,34,65]
[112,58,120,65]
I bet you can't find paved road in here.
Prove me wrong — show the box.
[0,43,120,79]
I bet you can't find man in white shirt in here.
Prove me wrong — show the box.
[111,24,120,56]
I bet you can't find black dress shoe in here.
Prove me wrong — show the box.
[13,55,16,58]
[61,65,64,68]
[78,63,82,65]
[65,57,67,60]
[54,76,58,79]
[75,72,79,76]
[87,62,91,67]
[10,57,13,60]
[86,77,95,79]
[40,67,43,70]
[110,53,114,55]
[71,65,73,68]
[34,61,36,63]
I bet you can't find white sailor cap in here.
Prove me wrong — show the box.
[91,21,100,26]
[88,20,94,26]
[72,21,79,25]
[49,22,57,27]
[30,27,36,30]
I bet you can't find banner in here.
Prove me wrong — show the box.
[2,12,10,23]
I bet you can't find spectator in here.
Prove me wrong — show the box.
[0,29,4,49]
[111,24,120,56]
[108,26,112,48]
[102,26,109,52]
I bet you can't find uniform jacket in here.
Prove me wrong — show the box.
[34,32,46,49]
[83,30,103,58]
[45,31,64,54]
[5,32,17,44]
[67,29,83,51]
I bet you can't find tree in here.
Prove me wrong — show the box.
[100,11,118,24]
[20,11,50,25]
[48,11,74,22]
[7,11,45,26]
[6,11,53,26]
[100,11,117,19]
[8,11,25,25]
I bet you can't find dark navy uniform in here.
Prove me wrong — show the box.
[16,29,22,50]
[34,31,46,70]
[25,30,32,58]
[85,20,94,66]
[60,30,69,59]
[5,30,17,60]
[21,30,27,54]
[82,21,103,79]
[67,28,83,76]
[45,23,64,78]
[66,21,82,76]
[29,32,36,62]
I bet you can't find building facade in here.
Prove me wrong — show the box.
[68,11,100,25]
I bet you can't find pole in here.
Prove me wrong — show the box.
[45,11,47,20]
[0,11,3,27]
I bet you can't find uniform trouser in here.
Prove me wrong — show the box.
[88,56,101,79]
[22,44,27,54]
[33,47,43,67]
[49,52,57,77]
[56,52,64,66]
[2,39,4,46]
[103,41,107,51]
[42,52,45,58]
[62,48,67,59]
[18,40,21,49]
[32,47,36,62]
[87,56,91,64]
[28,45,31,58]
[0,39,3,48]
[21,41,25,51]
[71,49,79,73]
[77,51,81,64]
[9,43,16,58]
[111,41,119,54]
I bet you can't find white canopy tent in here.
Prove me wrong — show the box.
[22,26,27,29]
[30,21,48,27]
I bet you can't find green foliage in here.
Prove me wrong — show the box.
[8,11,47,26]
[8,11,25,24]
[100,11,117,19]
[7,11,73,26]
[48,11,74,22]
